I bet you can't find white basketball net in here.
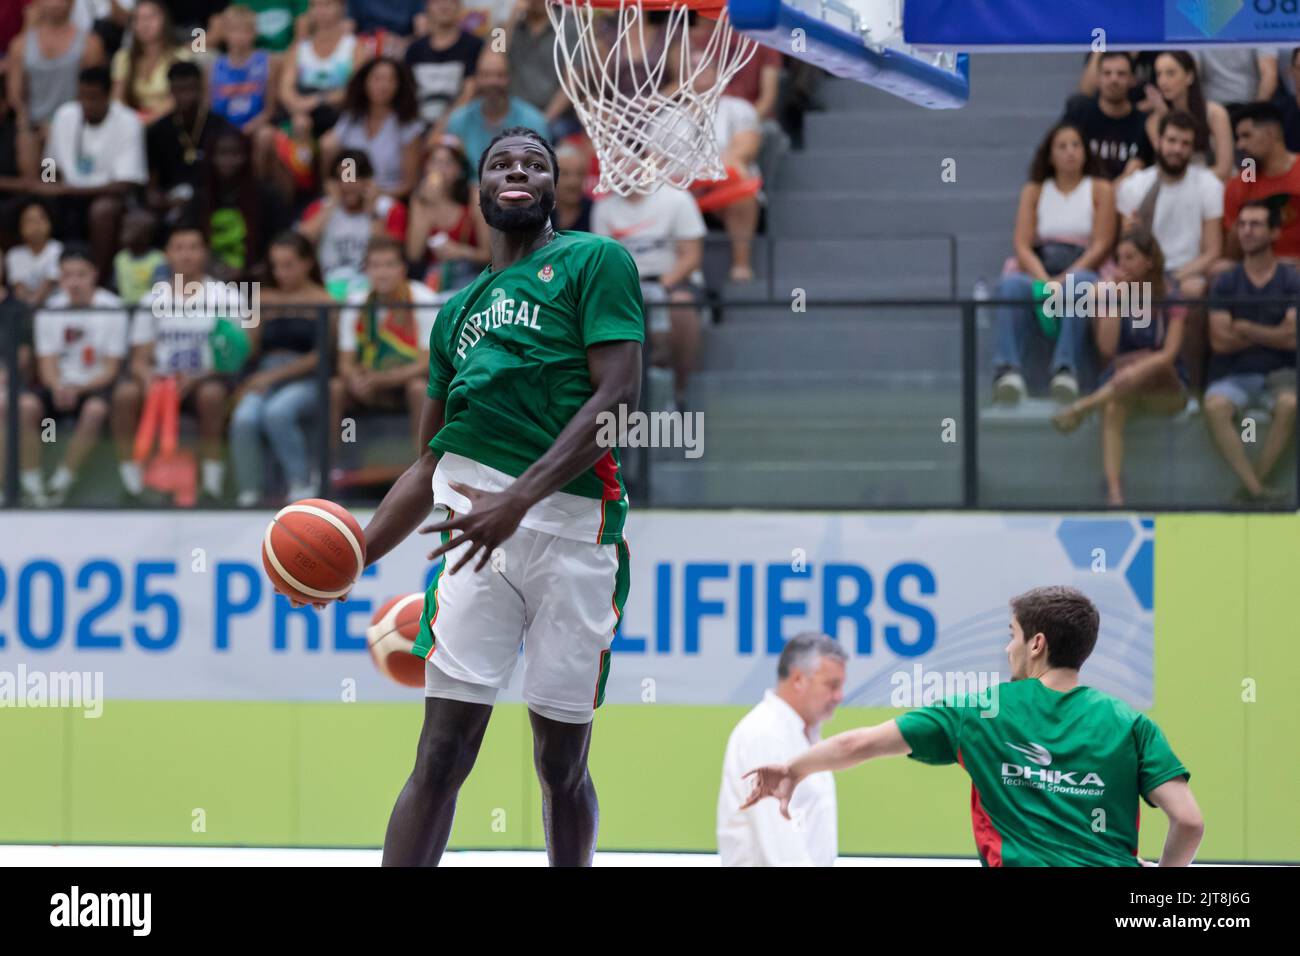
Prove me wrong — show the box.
[547,0,757,195]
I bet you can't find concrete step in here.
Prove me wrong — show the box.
[803,108,1058,148]
[698,319,962,373]
[818,69,1075,113]
[770,190,1016,236]
[775,146,1023,191]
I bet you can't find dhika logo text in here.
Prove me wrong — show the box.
[1001,741,1106,795]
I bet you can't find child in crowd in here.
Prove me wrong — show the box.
[112,207,167,303]
[210,5,275,136]
[5,199,63,307]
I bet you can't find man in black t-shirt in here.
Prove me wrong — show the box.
[405,0,485,128]
[1064,51,1153,180]
[146,62,237,225]
[1205,201,1298,504]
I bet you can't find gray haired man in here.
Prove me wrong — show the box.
[716,632,846,866]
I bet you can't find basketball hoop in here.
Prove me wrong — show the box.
[547,0,758,195]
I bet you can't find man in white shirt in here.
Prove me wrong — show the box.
[717,632,846,866]
[113,224,244,500]
[41,66,147,276]
[1116,110,1224,299]
[32,244,129,505]
[592,185,705,410]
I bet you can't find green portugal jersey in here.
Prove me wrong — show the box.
[895,679,1190,867]
[426,232,645,543]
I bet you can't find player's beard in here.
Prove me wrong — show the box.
[480,189,556,234]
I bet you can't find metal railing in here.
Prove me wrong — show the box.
[1,294,1297,513]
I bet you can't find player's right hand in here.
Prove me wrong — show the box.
[740,764,798,819]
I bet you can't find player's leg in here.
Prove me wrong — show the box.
[520,534,629,866]
[382,694,494,867]
[528,709,598,866]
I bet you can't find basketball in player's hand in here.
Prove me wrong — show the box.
[262,499,366,606]
[366,593,425,688]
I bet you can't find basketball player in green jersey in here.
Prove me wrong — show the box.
[743,586,1205,866]
[344,128,644,866]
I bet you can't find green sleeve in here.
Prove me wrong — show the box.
[578,240,645,347]
[426,301,454,400]
[1133,713,1190,807]
[896,705,966,766]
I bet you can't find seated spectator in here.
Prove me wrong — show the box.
[112,204,165,302]
[991,122,1114,405]
[32,244,130,505]
[1139,51,1233,181]
[110,0,189,125]
[1204,201,1298,505]
[404,0,481,130]
[7,0,106,180]
[551,142,591,232]
[274,0,359,137]
[196,127,291,280]
[231,231,332,506]
[209,4,275,137]
[442,49,546,173]
[1117,113,1223,279]
[1051,229,1188,507]
[405,137,488,293]
[1063,51,1153,181]
[321,56,423,199]
[1117,111,1224,391]
[145,61,239,225]
[40,65,148,276]
[1079,49,1159,103]
[331,235,438,453]
[6,198,63,306]
[506,0,577,138]
[0,254,43,507]
[297,148,408,297]
[1223,102,1300,268]
[1191,48,1277,126]
[113,223,245,500]
[718,20,787,187]
[592,183,705,410]
[696,58,764,282]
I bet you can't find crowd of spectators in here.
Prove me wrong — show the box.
[0,0,814,507]
[991,49,1298,507]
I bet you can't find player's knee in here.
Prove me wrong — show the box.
[412,727,479,793]
[533,739,589,794]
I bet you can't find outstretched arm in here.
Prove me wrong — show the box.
[742,720,912,818]
[1146,777,1204,866]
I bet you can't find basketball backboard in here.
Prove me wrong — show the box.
[727,0,971,109]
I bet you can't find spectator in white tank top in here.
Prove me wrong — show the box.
[992,122,1117,407]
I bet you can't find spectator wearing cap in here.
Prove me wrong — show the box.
[440,48,546,174]
[1204,200,1298,505]
[717,632,845,867]
[1223,102,1300,269]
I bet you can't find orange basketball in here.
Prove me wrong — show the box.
[262,499,366,604]
[366,593,425,687]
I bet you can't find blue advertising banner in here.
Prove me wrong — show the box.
[0,512,1155,707]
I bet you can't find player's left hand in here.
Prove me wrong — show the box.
[420,481,529,574]
[740,764,799,819]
